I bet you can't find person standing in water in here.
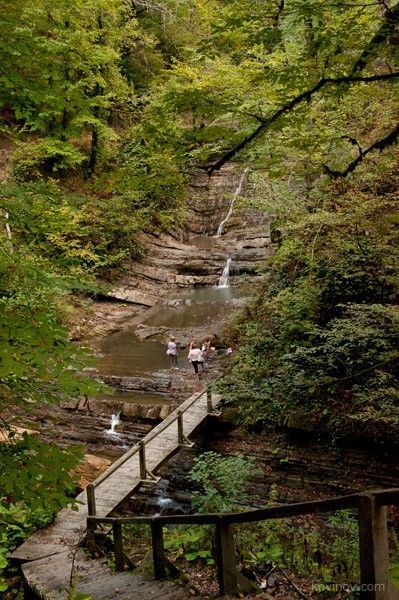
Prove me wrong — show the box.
[188,343,203,380]
[167,335,178,370]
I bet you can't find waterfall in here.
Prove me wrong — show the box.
[218,258,231,287]
[154,478,182,515]
[105,411,120,435]
[215,168,248,237]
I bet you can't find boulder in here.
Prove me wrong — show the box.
[121,403,141,418]
[160,405,171,420]
[145,406,161,420]
[135,324,169,340]
[107,288,159,307]
[284,410,315,432]
[87,399,104,414]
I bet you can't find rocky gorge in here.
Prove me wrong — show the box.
[10,166,271,480]
[10,165,399,513]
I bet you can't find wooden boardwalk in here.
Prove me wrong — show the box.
[11,389,221,599]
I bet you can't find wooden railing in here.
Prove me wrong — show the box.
[88,488,399,600]
[86,375,223,517]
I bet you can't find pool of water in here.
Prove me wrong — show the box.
[97,335,169,376]
[180,286,244,302]
[143,302,229,329]
[95,285,245,404]
[144,286,245,329]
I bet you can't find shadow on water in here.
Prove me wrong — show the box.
[97,336,169,376]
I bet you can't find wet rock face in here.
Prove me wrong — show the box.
[70,165,272,342]
[101,165,272,300]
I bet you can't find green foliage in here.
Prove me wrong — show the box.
[165,482,361,587]
[12,140,85,181]
[0,434,83,511]
[188,451,260,513]
[234,508,359,583]
[0,435,83,591]
[0,245,99,409]
[164,525,214,565]
[1,180,147,277]
[164,451,258,566]
[167,512,360,585]
[224,181,399,438]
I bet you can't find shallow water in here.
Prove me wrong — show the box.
[96,285,243,404]
[181,286,244,302]
[97,335,168,376]
[144,286,244,329]
[144,301,229,329]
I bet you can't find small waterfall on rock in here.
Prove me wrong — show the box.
[105,411,121,435]
[215,168,248,237]
[218,257,231,287]
[154,478,182,516]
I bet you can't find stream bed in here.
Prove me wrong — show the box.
[93,286,245,408]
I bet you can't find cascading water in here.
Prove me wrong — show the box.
[105,411,121,435]
[154,478,182,516]
[218,258,232,288]
[215,168,248,238]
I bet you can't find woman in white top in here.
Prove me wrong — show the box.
[188,345,203,377]
[167,336,178,370]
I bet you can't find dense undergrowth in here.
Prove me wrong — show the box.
[117,453,388,597]
[224,169,399,441]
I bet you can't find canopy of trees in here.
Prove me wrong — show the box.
[1,0,399,590]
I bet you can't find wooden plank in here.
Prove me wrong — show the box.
[14,388,219,597]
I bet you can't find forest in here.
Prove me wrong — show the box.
[1,0,399,597]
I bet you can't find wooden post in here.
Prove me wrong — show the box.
[87,484,96,517]
[358,494,390,600]
[177,410,184,445]
[215,518,239,596]
[139,441,146,480]
[151,521,166,579]
[207,388,213,413]
[113,521,125,572]
[86,517,97,555]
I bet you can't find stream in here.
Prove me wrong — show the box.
[94,286,245,409]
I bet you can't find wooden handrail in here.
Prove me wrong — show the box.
[86,375,223,515]
[87,487,399,599]
[85,490,368,528]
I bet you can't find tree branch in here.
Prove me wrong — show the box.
[205,71,399,173]
[323,121,399,177]
[351,1,399,72]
